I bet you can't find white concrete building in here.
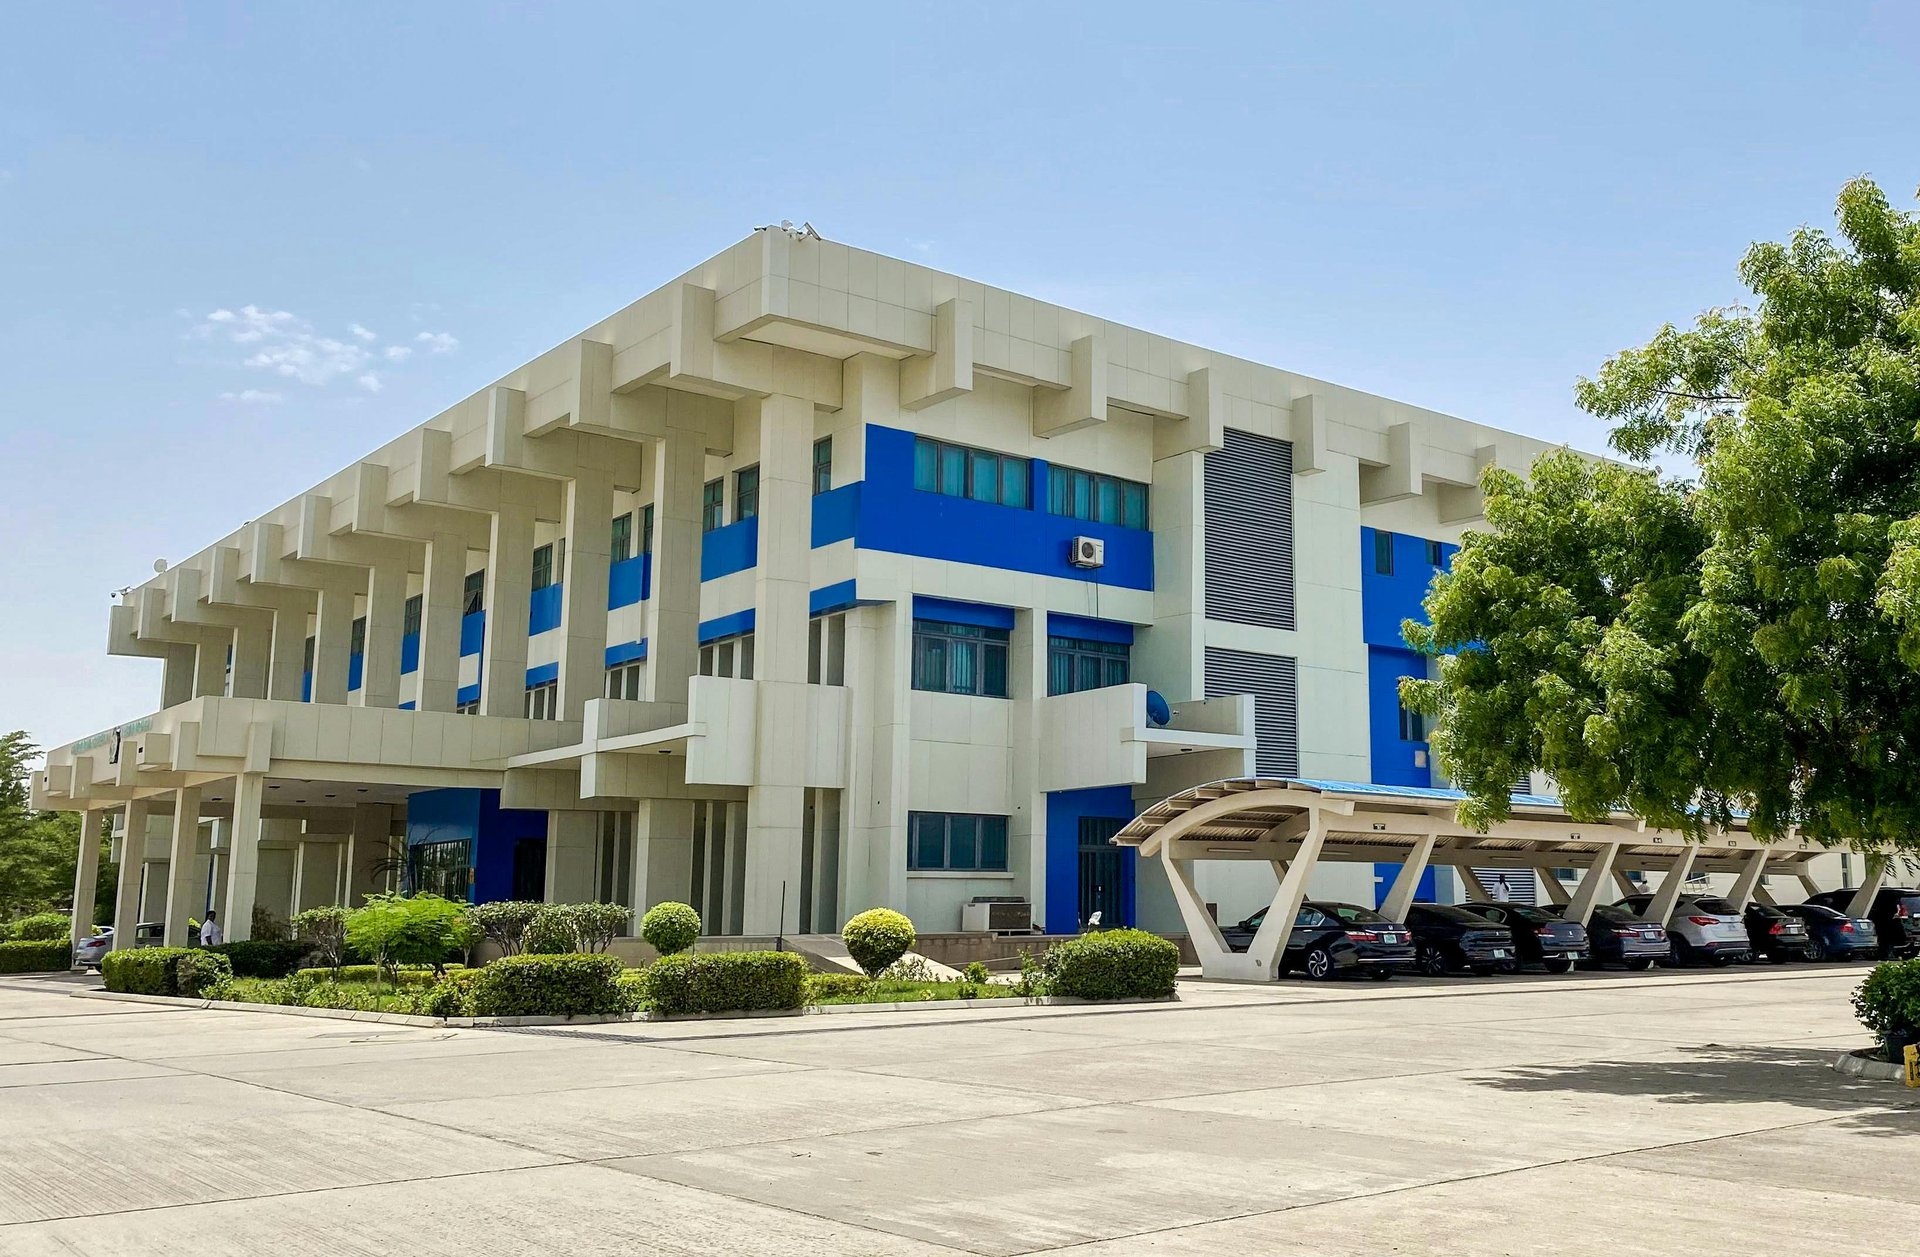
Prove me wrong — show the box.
[38,227,1600,948]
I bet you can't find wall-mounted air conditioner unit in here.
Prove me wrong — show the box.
[1069,536,1105,568]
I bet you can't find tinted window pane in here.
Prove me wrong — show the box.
[912,818,946,870]
[1096,476,1120,524]
[1373,530,1394,574]
[980,818,1008,870]
[1121,482,1147,529]
[948,815,978,870]
[1048,467,1069,514]
[1072,470,1093,519]
[969,449,998,502]
[983,641,1008,697]
[1003,457,1029,508]
[914,438,938,491]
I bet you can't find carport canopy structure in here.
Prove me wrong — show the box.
[1113,778,1871,982]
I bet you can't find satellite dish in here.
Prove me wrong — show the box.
[152,558,169,574]
[1145,690,1172,728]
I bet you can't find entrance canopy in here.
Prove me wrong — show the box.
[1114,777,1860,981]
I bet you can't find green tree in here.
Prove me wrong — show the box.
[0,732,86,918]
[1406,178,1920,854]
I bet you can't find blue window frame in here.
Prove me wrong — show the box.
[912,619,1010,697]
[913,436,1029,508]
[1047,636,1130,696]
[1046,465,1148,529]
[908,812,1009,871]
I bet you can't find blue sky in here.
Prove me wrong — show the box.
[2,1,1915,752]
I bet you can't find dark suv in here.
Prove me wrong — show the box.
[1802,887,1920,958]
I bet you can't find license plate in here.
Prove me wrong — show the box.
[1642,930,1663,940]
[1493,948,1510,958]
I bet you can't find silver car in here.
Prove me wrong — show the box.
[73,928,113,968]
[1614,893,1751,965]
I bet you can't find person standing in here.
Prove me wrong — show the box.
[1493,875,1512,903]
[198,911,224,946]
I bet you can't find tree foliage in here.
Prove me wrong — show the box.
[0,732,87,920]
[1406,178,1920,852]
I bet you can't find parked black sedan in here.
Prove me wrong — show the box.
[1454,902,1590,972]
[1780,902,1879,962]
[1404,903,1515,975]
[1219,901,1417,980]
[1742,903,1811,963]
[1540,903,1670,970]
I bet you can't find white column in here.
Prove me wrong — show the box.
[1564,842,1619,925]
[162,786,203,946]
[1380,832,1438,922]
[357,561,408,709]
[544,810,598,903]
[223,774,265,942]
[1846,855,1889,919]
[418,530,468,712]
[1727,848,1771,909]
[1645,842,1699,924]
[70,810,106,953]
[643,421,705,705]
[346,803,392,906]
[265,594,312,702]
[480,502,535,716]
[632,799,694,913]
[289,839,307,917]
[111,799,152,949]
[230,616,272,699]
[742,394,814,933]
[1009,606,1051,927]
[558,469,614,719]
[311,584,354,704]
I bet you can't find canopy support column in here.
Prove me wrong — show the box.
[1380,833,1436,922]
[1563,842,1618,926]
[1645,843,1699,924]
[1727,848,1770,910]
[1846,855,1889,919]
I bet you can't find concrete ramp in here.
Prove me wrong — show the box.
[783,934,965,981]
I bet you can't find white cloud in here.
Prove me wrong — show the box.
[190,304,457,399]
[350,323,377,341]
[217,388,284,404]
[416,331,458,354]
[357,373,384,393]
[384,345,413,362]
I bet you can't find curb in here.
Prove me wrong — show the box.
[1833,1047,1910,1082]
[72,987,1180,1027]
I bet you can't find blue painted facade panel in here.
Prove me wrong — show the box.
[608,554,650,608]
[528,584,563,636]
[1045,786,1138,934]
[405,787,547,904]
[700,517,758,581]
[911,595,1015,631]
[400,632,420,675]
[456,682,479,707]
[460,611,485,658]
[1047,612,1135,644]
[347,652,364,693]
[809,580,859,616]
[1368,645,1430,789]
[700,608,755,643]
[1359,526,1455,649]
[1372,861,1438,911]
[811,483,860,547]
[605,639,647,667]
[858,426,1153,591]
[524,661,559,688]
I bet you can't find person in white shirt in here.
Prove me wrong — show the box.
[1492,875,1512,903]
[198,912,224,946]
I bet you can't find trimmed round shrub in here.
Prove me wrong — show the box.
[173,950,233,998]
[842,908,915,978]
[641,902,701,956]
[1853,957,1920,1051]
[641,951,807,1015]
[10,913,71,942]
[1047,928,1180,1000]
[0,940,72,974]
[466,953,634,1018]
[208,939,310,978]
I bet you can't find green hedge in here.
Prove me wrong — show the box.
[173,950,233,998]
[208,939,309,978]
[102,947,199,995]
[466,953,634,1018]
[9,913,71,942]
[1047,929,1180,1000]
[642,950,808,1015]
[293,964,464,986]
[0,940,72,973]
[804,972,871,1002]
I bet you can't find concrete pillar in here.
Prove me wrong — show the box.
[643,422,705,705]
[266,594,312,702]
[1380,832,1438,922]
[1846,855,1889,919]
[358,562,408,709]
[230,616,272,699]
[70,810,106,950]
[1139,449,1207,701]
[1245,823,1328,981]
[343,803,393,907]
[162,787,203,946]
[742,394,813,933]
[1009,605,1050,926]
[311,584,355,704]
[480,502,535,717]
[290,839,307,917]
[1727,848,1771,910]
[1646,842,1699,924]
[223,774,265,942]
[841,600,912,919]
[632,798,695,913]
[1564,842,1619,925]
[545,810,598,903]
[160,645,195,709]
[418,530,468,713]
[558,469,615,719]
[111,800,152,948]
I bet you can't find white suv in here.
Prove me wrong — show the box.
[1614,894,1752,965]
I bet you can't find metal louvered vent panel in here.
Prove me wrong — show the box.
[1204,429,1296,630]
[1204,647,1298,777]
[1471,869,1538,906]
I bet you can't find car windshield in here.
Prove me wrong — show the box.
[1319,903,1390,925]
[1501,905,1560,926]
[1587,905,1644,925]
[1417,905,1500,925]
[1690,897,1740,916]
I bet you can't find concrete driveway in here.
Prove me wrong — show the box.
[0,965,1913,1255]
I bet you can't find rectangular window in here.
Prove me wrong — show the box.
[605,661,644,700]
[595,811,635,912]
[407,839,473,901]
[1047,636,1131,696]
[911,619,1010,698]
[1045,464,1149,528]
[530,543,555,591]
[402,594,422,637]
[303,635,315,673]
[456,697,480,716]
[610,513,632,564]
[907,812,1010,872]
[812,436,833,495]
[808,612,847,686]
[1399,702,1428,742]
[463,570,485,616]
[349,616,367,657]
[734,465,760,522]
[1426,538,1445,568]
[1373,530,1395,576]
[524,680,558,721]
[701,479,724,532]
[639,503,655,554]
[912,436,1031,508]
[697,632,755,680]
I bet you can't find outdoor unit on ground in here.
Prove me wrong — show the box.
[962,897,1033,934]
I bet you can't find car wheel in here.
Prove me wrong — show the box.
[1541,958,1574,974]
[1304,945,1335,981]
[1418,946,1448,977]
[1708,951,1732,967]
[1670,935,1694,966]
[1626,957,1657,971]
[1803,937,1826,963]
